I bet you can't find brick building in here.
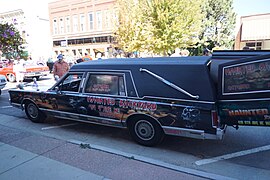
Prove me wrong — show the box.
[48,0,116,60]
[235,13,270,50]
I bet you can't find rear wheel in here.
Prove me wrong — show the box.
[7,74,16,82]
[128,117,164,146]
[25,102,46,123]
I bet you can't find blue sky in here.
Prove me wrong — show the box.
[0,0,269,17]
[233,0,270,16]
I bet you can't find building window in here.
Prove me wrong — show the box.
[96,11,102,30]
[80,14,85,32]
[73,15,78,32]
[104,10,110,29]
[59,18,64,34]
[246,41,262,50]
[66,16,70,33]
[53,18,58,35]
[88,12,94,30]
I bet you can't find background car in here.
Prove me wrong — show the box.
[0,60,49,82]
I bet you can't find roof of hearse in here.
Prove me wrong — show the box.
[70,56,211,71]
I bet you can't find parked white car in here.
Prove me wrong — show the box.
[0,75,7,95]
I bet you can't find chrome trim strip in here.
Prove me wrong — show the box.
[143,96,215,104]
[69,69,139,97]
[219,97,270,102]
[80,77,85,89]
[10,102,22,109]
[140,68,199,99]
[40,108,124,127]
[53,115,126,129]
[70,69,139,98]
[83,72,128,97]
[129,71,139,97]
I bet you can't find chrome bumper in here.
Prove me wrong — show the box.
[162,126,227,140]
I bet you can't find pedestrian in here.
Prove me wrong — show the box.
[170,48,182,57]
[203,48,211,56]
[13,58,25,83]
[181,49,190,57]
[82,53,92,61]
[46,57,54,73]
[96,52,102,60]
[53,54,69,78]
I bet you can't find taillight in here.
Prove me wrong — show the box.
[211,110,219,128]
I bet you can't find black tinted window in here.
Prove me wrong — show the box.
[85,74,125,96]
[58,74,83,92]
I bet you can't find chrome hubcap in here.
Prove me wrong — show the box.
[28,104,38,119]
[135,120,155,141]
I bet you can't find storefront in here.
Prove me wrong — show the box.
[235,13,270,50]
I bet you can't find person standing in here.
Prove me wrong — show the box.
[13,58,25,83]
[82,53,92,61]
[203,48,211,56]
[53,54,69,78]
[181,49,190,57]
[170,48,182,57]
[46,57,54,73]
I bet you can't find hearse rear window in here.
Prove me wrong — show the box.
[85,74,126,96]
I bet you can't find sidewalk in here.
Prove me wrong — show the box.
[0,124,218,180]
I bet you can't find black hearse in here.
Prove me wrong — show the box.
[9,50,270,146]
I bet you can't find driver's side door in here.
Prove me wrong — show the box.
[47,73,85,118]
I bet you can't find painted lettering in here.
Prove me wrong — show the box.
[114,108,120,114]
[88,104,96,110]
[119,100,157,111]
[87,96,115,106]
[225,108,269,116]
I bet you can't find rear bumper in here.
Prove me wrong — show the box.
[24,71,50,78]
[162,126,227,140]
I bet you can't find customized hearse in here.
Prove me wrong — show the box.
[9,50,270,146]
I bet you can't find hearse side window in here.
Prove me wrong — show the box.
[85,74,126,96]
[57,73,83,92]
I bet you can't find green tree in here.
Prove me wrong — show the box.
[199,0,236,51]
[115,0,205,56]
[0,21,25,59]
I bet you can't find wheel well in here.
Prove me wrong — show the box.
[22,99,36,108]
[126,114,162,129]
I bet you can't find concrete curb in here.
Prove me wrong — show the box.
[68,140,236,180]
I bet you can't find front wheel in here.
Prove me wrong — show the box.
[34,76,40,81]
[25,102,46,123]
[128,117,164,146]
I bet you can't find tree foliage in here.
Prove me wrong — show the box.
[114,0,205,56]
[0,21,25,59]
[199,0,236,50]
